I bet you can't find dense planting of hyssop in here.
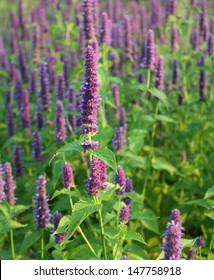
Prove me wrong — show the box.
[0,0,213,260]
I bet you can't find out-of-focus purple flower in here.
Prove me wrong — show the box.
[165,0,177,21]
[10,28,17,55]
[13,145,23,178]
[81,140,100,151]
[199,55,206,101]
[191,0,197,7]
[124,15,135,62]
[110,52,118,76]
[0,164,5,203]
[36,102,44,131]
[171,27,179,52]
[112,84,120,121]
[172,59,180,85]
[29,69,37,94]
[18,43,28,81]
[39,61,50,111]
[120,255,129,260]
[63,56,70,90]
[13,71,23,109]
[6,103,15,137]
[67,103,77,134]
[80,45,100,135]
[120,205,131,224]
[115,165,126,195]
[62,163,73,189]
[53,211,67,244]
[20,88,31,129]
[40,7,49,33]
[190,29,200,51]
[207,34,214,55]
[187,247,197,259]
[119,107,127,131]
[122,178,133,206]
[100,160,108,191]
[210,16,214,35]
[143,29,156,70]
[155,56,164,91]
[82,0,95,44]
[4,162,16,206]
[32,23,40,64]
[199,0,207,40]
[107,0,113,20]
[92,0,99,37]
[91,39,99,60]
[56,74,65,101]
[161,209,183,260]
[55,100,67,142]
[18,0,26,39]
[34,175,50,229]
[32,131,43,162]
[100,12,111,46]
[196,236,205,247]
[151,0,163,28]
[112,126,125,152]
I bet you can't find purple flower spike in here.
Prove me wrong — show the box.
[62,163,73,189]
[122,178,133,206]
[112,126,125,152]
[110,52,118,76]
[120,205,131,224]
[0,164,5,203]
[171,27,179,52]
[13,72,23,109]
[155,56,164,91]
[196,236,205,247]
[190,29,200,51]
[87,157,101,196]
[100,160,108,191]
[63,56,70,90]
[56,74,65,101]
[115,166,126,195]
[4,162,16,206]
[80,45,100,135]
[210,16,214,35]
[100,12,111,47]
[13,145,23,177]
[53,211,67,244]
[92,0,99,37]
[124,15,135,62]
[120,255,129,260]
[6,103,15,137]
[143,29,156,70]
[32,23,40,64]
[55,100,67,142]
[199,55,206,101]
[18,43,28,81]
[161,209,183,260]
[39,61,50,111]
[29,69,37,94]
[165,0,177,21]
[34,175,50,229]
[81,140,100,151]
[82,0,95,44]
[207,34,214,56]
[187,247,197,259]
[172,59,180,85]
[20,88,31,129]
[32,131,43,162]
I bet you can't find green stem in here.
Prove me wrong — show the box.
[10,230,15,260]
[69,192,98,259]
[147,69,151,91]
[117,196,122,227]
[95,196,107,260]
[113,225,124,259]
[41,230,44,260]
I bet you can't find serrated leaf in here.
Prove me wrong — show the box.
[122,152,147,169]
[58,141,83,153]
[0,215,27,234]
[156,114,176,123]
[92,148,117,172]
[100,183,117,201]
[93,125,114,148]
[139,209,160,234]
[181,238,197,248]
[20,231,42,254]
[51,188,70,200]
[149,87,168,107]
[54,215,71,234]
[124,231,147,245]
[0,201,11,218]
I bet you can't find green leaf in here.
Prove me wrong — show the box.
[0,201,11,218]
[10,205,31,217]
[204,187,214,199]
[0,215,27,234]
[20,231,42,254]
[108,76,124,85]
[58,141,83,154]
[122,152,147,169]
[152,157,181,176]
[54,215,71,234]
[92,148,117,172]
[51,188,70,200]
[181,238,197,248]
[149,87,168,107]
[124,231,147,245]
[93,125,114,148]
[156,115,176,123]
[138,208,160,234]
[100,183,117,201]
[67,244,101,260]
[123,244,149,260]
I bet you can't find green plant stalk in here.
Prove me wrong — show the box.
[113,225,124,259]
[10,230,15,260]
[41,230,44,260]
[69,192,98,259]
[147,69,151,91]
[117,196,122,227]
[95,196,107,260]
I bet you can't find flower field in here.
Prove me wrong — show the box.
[0,0,214,260]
